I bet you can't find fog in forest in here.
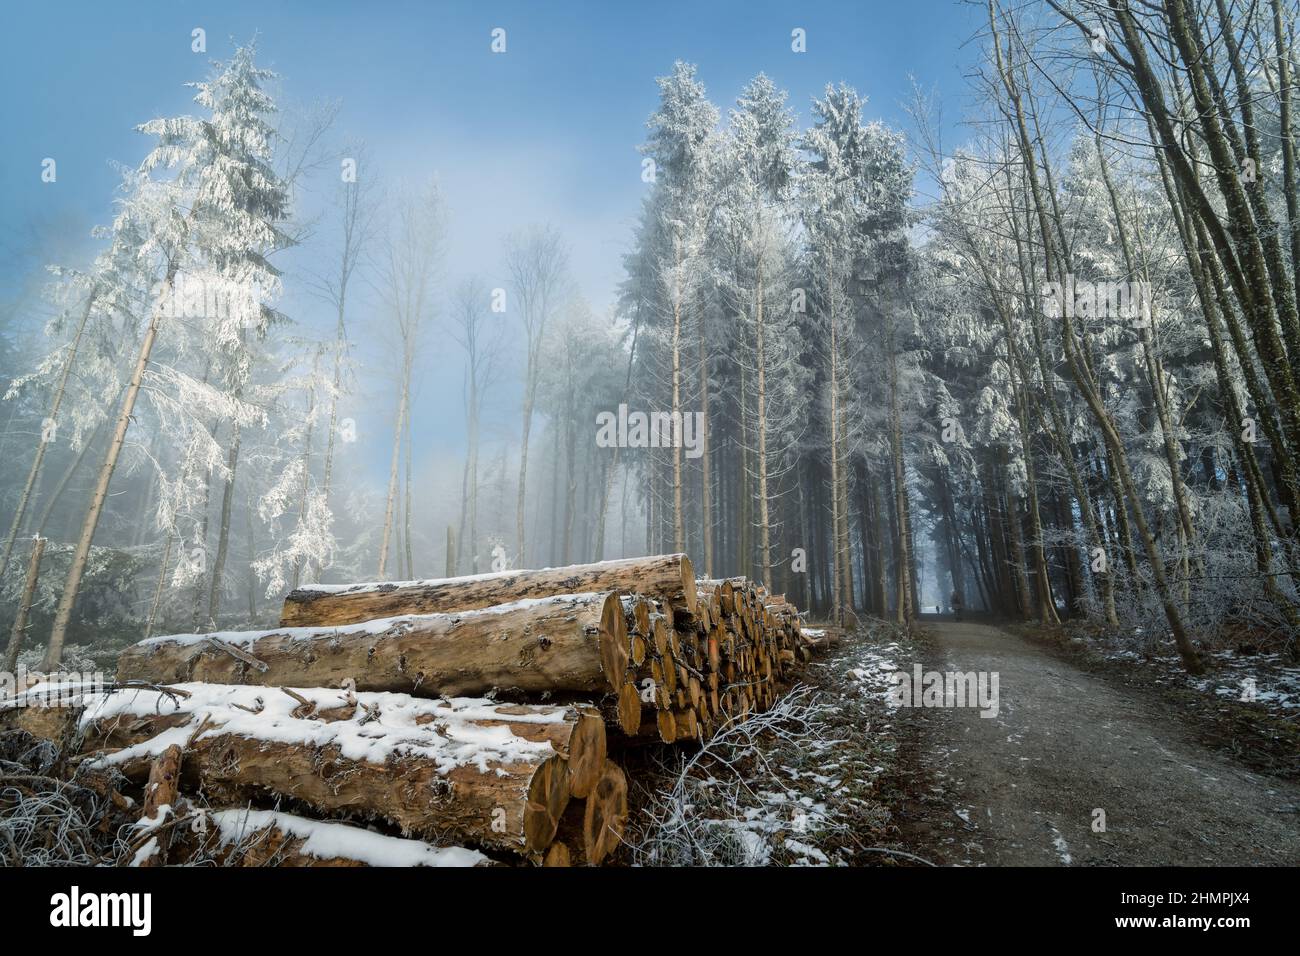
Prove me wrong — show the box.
[2,0,1298,685]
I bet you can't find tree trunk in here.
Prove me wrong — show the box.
[699,313,713,577]
[755,268,772,590]
[0,290,97,579]
[989,3,1201,670]
[205,424,241,629]
[3,536,46,673]
[34,417,106,537]
[827,260,843,623]
[43,264,177,670]
[517,367,538,567]
[123,591,631,706]
[281,551,698,627]
[291,356,319,590]
[377,355,409,579]
[183,809,491,868]
[887,332,913,625]
[81,685,588,856]
[671,246,685,554]
[403,374,415,579]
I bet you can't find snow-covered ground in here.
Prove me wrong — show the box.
[634,621,913,867]
[1092,641,1300,713]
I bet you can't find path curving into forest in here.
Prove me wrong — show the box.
[906,621,1300,866]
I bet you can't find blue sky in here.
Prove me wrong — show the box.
[1,0,983,306]
[0,0,984,477]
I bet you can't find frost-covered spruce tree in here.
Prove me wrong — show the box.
[0,169,156,580]
[812,86,917,621]
[184,47,293,630]
[639,62,719,556]
[801,87,858,621]
[237,339,339,603]
[44,45,289,667]
[802,84,915,620]
[537,296,625,565]
[714,74,802,591]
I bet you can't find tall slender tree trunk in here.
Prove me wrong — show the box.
[699,313,713,576]
[755,268,772,590]
[869,472,889,613]
[378,354,409,579]
[468,372,480,574]
[826,262,843,623]
[517,358,540,566]
[3,536,46,673]
[1270,0,1300,315]
[321,304,348,511]
[797,468,812,611]
[745,442,754,579]
[292,356,319,590]
[205,424,241,629]
[35,417,107,537]
[245,494,258,620]
[189,437,214,633]
[144,532,172,641]
[1,289,97,578]
[671,249,685,554]
[455,455,470,574]
[1007,340,1059,624]
[44,264,176,669]
[837,407,854,615]
[887,327,913,625]
[562,396,577,565]
[403,383,414,578]
[593,314,641,562]
[989,2,1201,671]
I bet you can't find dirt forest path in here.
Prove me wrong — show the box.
[904,620,1300,866]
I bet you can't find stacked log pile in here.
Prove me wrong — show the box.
[2,554,831,867]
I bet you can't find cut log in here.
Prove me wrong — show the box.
[78,683,582,855]
[584,761,628,864]
[141,744,182,820]
[185,809,492,867]
[543,841,571,867]
[11,550,826,868]
[279,553,697,627]
[131,743,183,867]
[0,677,111,744]
[0,700,82,744]
[117,591,630,700]
[554,760,628,865]
[562,710,607,799]
[615,680,642,736]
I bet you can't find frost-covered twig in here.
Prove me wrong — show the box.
[630,685,833,866]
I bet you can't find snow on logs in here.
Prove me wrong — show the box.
[72,683,606,856]
[117,579,810,745]
[116,560,815,746]
[182,809,493,867]
[117,591,632,700]
[8,553,831,866]
[278,553,698,627]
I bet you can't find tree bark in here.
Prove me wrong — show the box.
[3,536,46,673]
[205,424,241,629]
[281,552,698,627]
[81,686,586,855]
[377,353,409,579]
[0,290,97,579]
[43,262,178,670]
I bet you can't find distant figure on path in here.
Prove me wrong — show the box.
[951,589,963,622]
